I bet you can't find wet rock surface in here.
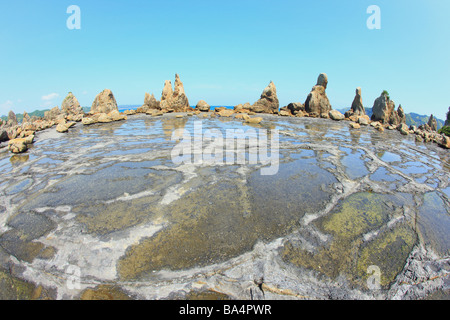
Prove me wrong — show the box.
[0,113,449,300]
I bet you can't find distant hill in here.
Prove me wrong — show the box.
[1,109,49,123]
[406,112,444,130]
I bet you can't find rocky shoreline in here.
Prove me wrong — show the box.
[0,73,449,301]
[0,111,449,300]
[1,73,449,155]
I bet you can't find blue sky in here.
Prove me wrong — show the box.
[0,0,449,119]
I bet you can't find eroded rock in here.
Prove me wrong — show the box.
[196,100,210,112]
[305,73,332,115]
[250,81,279,114]
[91,89,118,114]
[61,92,84,117]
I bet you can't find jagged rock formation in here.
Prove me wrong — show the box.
[137,93,160,113]
[196,100,210,112]
[61,92,84,117]
[371,92,405,125]
[234,103,252,113]
[428,114,438,131]
[250,81,279,114]
[159,74,191,112]
[44,106,63,121]
[7,110,18,126]
[90,89,118,114]
[304,73,332,117]
[22,111,31,123]
[349,87,365,116]
[445,107,450,126]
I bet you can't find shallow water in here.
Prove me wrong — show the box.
[0,113,449,300]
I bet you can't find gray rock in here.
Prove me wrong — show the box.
[317,73,328,89]
[22,111,31,124]
[428,114,438,131]
[350,87,365,116]
[7,110,18,126]
[445,107,450,126]
[0,129,8,142]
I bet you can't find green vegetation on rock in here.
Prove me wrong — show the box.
[438,126,450,137]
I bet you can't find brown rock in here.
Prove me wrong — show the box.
[109,110,127,121]
[80,285,131,300]
[218,109,234,117]
[371,92,405,126]
[250,81,279,114]
[56,121,70,133]
[7,110,18,126]
[437,134,450,149]
[160,74,190,112]
[349,122,361,129]
[91,89,118,114]
[44,106,62,121]
[397,123,409,135]
[234,113,249,120]
[350,87,365,116]
[61,92,84,116]
[304,74,331,115]
[279,110,292,117]
[358,115,370,126]
[8,135,34,153]
[245,117,263,124]
[285,102,304,115]
[137,93,161,113]
[66,113,84,122]
[196,100,210,112]
[22,111,31,123]
[329,110,345,121]
[82,117,97,125]
[97,113,112,123]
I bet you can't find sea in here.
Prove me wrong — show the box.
[117,105,234,113]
